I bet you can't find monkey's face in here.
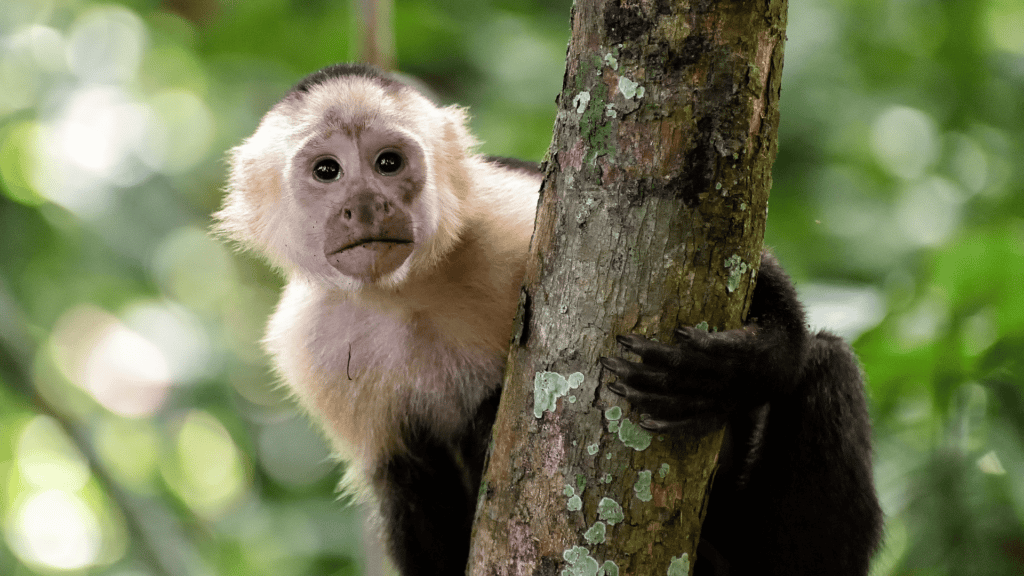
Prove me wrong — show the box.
[289,125,427,283]
[219,74,473,291]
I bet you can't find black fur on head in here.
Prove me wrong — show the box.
[288,63,406,98]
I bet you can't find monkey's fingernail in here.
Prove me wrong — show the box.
[607,382,626,396]
[616,334,644,349]
[639,419,662,431]
[600,356,629,374]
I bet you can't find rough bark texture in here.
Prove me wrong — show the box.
[468,1,787,574]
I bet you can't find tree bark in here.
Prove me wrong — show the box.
[468,0,787,574]
[352,0,396,70]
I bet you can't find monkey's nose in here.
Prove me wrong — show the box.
[341,191,392,226]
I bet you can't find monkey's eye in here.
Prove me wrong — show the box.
[312,157,342,182]
[375,150,404,176]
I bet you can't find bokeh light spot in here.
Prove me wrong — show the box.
[896,177,964,247]
[15,416,91,492]
[0,121,46,206]
[123,299,216,385]
[171,411,248,518]
[870,106,939,181]
[50,305,173,417]
[94,417,160,489]
[139,89,214,175]
[8,489,102,570]
[65,5,147,84]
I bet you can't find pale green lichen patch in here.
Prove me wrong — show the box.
[576,474,587,494]
[605,406,624,434]
[565,483,583,511]
[562,546,600,576]
[603,52,619,70]
[602,473,613,484]
[695,321,709,332]
[634,470,653,502]
[617,75,645,100]
[618,419,653,451]
[659,463,671,479]
[588,443,600,456]
[724,255,750,294]
[584,521,607,544]
[534,371,584,418]
[599,561,619,576]
[668,553,690,576]
[574,91,591,114]
[597,497,624,525]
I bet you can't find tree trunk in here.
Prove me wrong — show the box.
[468,0,787,574]
[351,0,396,70]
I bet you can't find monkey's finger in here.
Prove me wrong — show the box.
[619,330,734,369]
[616,334,685,367]
[600,356,671,392]
[602,355,731,398]
[605,380,720,420]
[639,414,726,434]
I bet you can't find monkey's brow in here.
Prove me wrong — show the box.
[319,100,389,130]
[317,115,368,138]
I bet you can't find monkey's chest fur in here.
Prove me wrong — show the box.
[265,279,507,483]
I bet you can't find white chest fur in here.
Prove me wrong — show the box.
[264,280,505,473]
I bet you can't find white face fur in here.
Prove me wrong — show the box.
[216,73,477,291]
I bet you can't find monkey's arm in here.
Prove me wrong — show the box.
[601,250,883,575]
[372,391,499,576]
[599,252,808,433]
[373,433,476,576]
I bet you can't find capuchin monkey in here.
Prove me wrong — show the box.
[215,63,882,576]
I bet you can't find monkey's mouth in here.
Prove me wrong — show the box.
[333,238,413,253]
[326,237,415,280]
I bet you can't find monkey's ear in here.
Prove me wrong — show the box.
[212,121,292,265]
[430,104,478,202]
[437,105,479,157]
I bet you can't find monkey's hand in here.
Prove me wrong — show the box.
[600,324,797,433]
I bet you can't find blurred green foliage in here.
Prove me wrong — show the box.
[0,0,1022,575]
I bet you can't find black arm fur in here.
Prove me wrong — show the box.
[602,251,883,575]
[374,391,500,576]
